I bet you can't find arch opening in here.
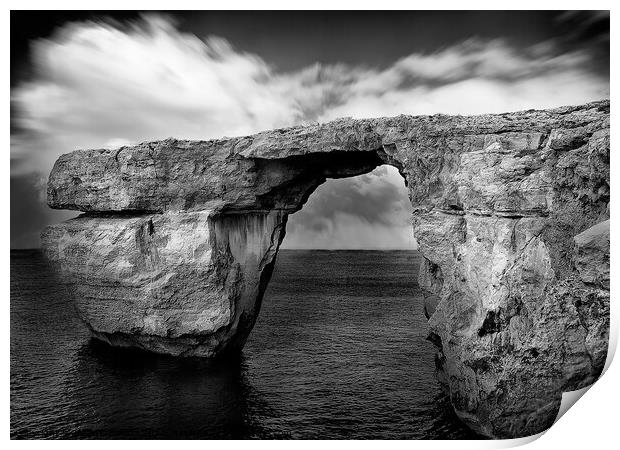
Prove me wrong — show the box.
[239,165,471,438]
[281,164,417,251]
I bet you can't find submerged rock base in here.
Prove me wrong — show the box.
[42,101,610,438]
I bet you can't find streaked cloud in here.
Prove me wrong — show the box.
[10,14,609,248]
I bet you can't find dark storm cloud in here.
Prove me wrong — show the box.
[10,12,609,248]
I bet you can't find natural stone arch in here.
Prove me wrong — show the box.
[42,101,610,438]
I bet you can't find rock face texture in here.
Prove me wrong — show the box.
[42,101,610,439]
[42,211,287,357]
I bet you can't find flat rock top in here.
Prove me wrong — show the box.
[239,100,609,157]
[46,100,610,213]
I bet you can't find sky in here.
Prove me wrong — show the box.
[10,11,610,249]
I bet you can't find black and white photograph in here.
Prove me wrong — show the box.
[7,4,614,443]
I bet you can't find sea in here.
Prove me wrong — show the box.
[10,249,479,439]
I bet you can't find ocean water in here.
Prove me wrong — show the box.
[10,249,478,439]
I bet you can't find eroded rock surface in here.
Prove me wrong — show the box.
[42,211,286,356]
[42,100,610,438]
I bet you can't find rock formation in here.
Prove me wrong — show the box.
[42,100,610,439]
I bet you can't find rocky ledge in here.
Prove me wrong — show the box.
[42,101,610,439]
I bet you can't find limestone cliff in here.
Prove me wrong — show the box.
[42,100,610,439]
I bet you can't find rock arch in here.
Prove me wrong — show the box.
[42,101,610,438]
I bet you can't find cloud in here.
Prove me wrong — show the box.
[11,16,301,176]
[11,14,609,175]
[10,14,609,248]
[555,10,610,44]
[282,165,417,250]
[314,39,608,120]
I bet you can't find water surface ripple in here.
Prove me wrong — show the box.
[11,249,477,439]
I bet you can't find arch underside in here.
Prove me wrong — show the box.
[41,101,610,438]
